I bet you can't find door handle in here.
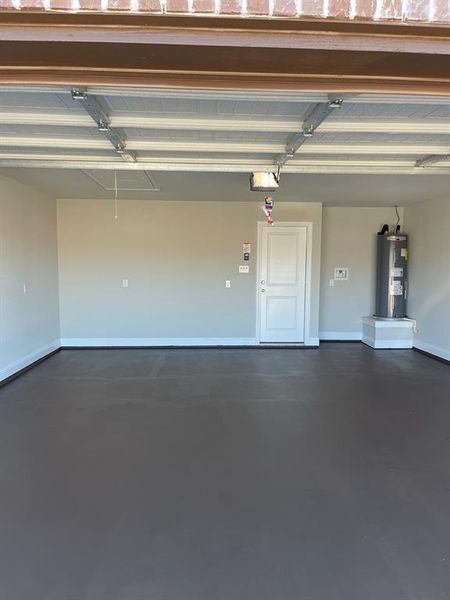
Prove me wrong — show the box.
[261,289,266,293]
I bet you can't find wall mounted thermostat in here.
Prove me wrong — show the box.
[334,268,349,281]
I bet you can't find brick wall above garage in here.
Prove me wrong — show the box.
[0,0,449,24]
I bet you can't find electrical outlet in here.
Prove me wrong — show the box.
[122,279,129,288]
[329,279,335,287]
[238,265,250,274]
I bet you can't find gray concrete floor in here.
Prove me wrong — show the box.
[0,345,449,600]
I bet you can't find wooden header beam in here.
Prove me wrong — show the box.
[1,13,450,94]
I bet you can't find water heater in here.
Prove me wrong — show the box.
[375,234,408,318]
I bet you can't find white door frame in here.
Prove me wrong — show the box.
[255,221,313,345]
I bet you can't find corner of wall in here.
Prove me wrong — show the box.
[0,175,61,382]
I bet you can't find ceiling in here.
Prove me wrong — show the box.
[1,86,450,205]
[4,169,450,207]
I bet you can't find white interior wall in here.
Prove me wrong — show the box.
[57,199,322,345]
[404,197,450,361]
[1,173,447,379]
[0,174,60,382]
[319,206,404,340]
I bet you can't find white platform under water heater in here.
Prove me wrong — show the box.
[362,316,415,349]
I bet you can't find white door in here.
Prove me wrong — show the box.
[258,225,307,343]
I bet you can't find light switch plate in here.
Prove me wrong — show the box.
[122,279,129,288]
[334,268,349,281]
[225,280,231,288]
[238,265,250,274]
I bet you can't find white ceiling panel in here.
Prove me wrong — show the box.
[0,124,107,139]
[102,95,313,119]
[126,129,288,143]
[0,91,85,113]
[332,102,450,120]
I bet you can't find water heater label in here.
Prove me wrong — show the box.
[391,267,403,277]
[390,281,403,296]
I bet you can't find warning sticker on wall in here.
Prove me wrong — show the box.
[243,242,251,254]
[390,281,403,296]
[391,267,403,277]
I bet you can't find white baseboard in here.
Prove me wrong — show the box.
[61,337,258,347]
[320,331,362,341]
[362,336,413,349]
[413,338,450,362]
[0,340,61,383]
[61,337,321,348]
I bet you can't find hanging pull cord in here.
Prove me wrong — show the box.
[114,170,118,220]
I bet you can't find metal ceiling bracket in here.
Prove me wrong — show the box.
[277,97,345,169]
[71,88,136,162]
[415,154,450,167]
[327,97,344,108]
